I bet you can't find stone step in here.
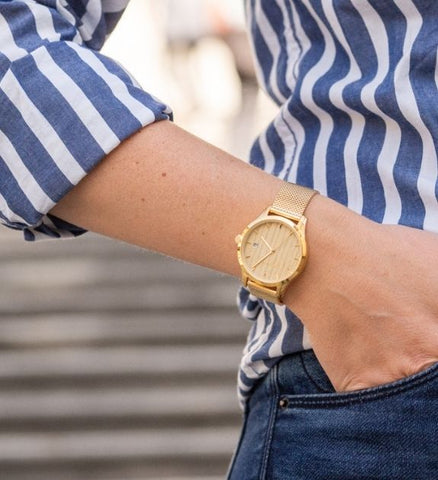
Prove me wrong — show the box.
[0,385,240,428]
[2,459,231,480]
[4,472,228,480]
[1,254,233,287]
[0,281,238,315]
[0,311,248,348]
[0,426,239,463]
[112,478,224,480]
[0,344,242,381]
[0,232,241,314]
[106,478,224,480]
[0,231,245,480]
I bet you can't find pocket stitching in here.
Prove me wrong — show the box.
[283,362,438,408]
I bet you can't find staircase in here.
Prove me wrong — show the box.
[0,228,248,480]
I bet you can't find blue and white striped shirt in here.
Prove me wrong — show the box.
[0,0,171,240]
[1,0,437,408]
[238,0,438,406]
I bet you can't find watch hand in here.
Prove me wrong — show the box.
[261,236,273,252]
[252,249,273,269]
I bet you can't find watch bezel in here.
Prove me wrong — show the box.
[236,213,308,288]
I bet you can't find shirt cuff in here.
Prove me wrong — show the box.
[0,40,172,241]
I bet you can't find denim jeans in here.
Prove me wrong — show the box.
[228,350,438,479]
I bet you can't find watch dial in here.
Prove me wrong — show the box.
[241,218,303,284]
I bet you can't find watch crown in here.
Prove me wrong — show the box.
[235,234,242,245]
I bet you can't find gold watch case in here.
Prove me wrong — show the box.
[235,210,308,304]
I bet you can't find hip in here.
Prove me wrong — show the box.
[229,349,438,480]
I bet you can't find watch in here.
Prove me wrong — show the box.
[235,182,318,304]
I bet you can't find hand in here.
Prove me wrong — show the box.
[284,196,438,392]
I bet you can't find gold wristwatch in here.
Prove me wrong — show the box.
[235,182,318,304]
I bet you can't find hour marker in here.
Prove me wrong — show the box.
[253,242,259,247]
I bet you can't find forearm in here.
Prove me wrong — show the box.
[51,119,438,392]
[51,120,286,277]
[51,119,359,288]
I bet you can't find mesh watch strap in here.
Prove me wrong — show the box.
[246,280,279,304]
[270,182,318,220]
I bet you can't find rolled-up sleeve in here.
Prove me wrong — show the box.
[0,0,172,240]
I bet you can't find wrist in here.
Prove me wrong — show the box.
[282,195,372,319]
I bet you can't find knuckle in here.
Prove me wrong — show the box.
[405,356,438,376]
[336,374,371,392]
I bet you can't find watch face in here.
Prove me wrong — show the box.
[240,217,304,284]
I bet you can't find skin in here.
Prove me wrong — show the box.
[51,120,438,392]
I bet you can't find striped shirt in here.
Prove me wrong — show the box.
[238,0,438,407]
[0,0,171,240]
[1,1,437,408]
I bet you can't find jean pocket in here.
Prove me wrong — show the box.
[287,352,438,407]
[272,355,438,480]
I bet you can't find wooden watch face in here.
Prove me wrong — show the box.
[240,217,303,284]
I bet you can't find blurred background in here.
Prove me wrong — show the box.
[0,1,276,479]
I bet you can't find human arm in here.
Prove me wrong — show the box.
[2,0,436,393]
[51,119,438,392]
[0,0,170,240]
